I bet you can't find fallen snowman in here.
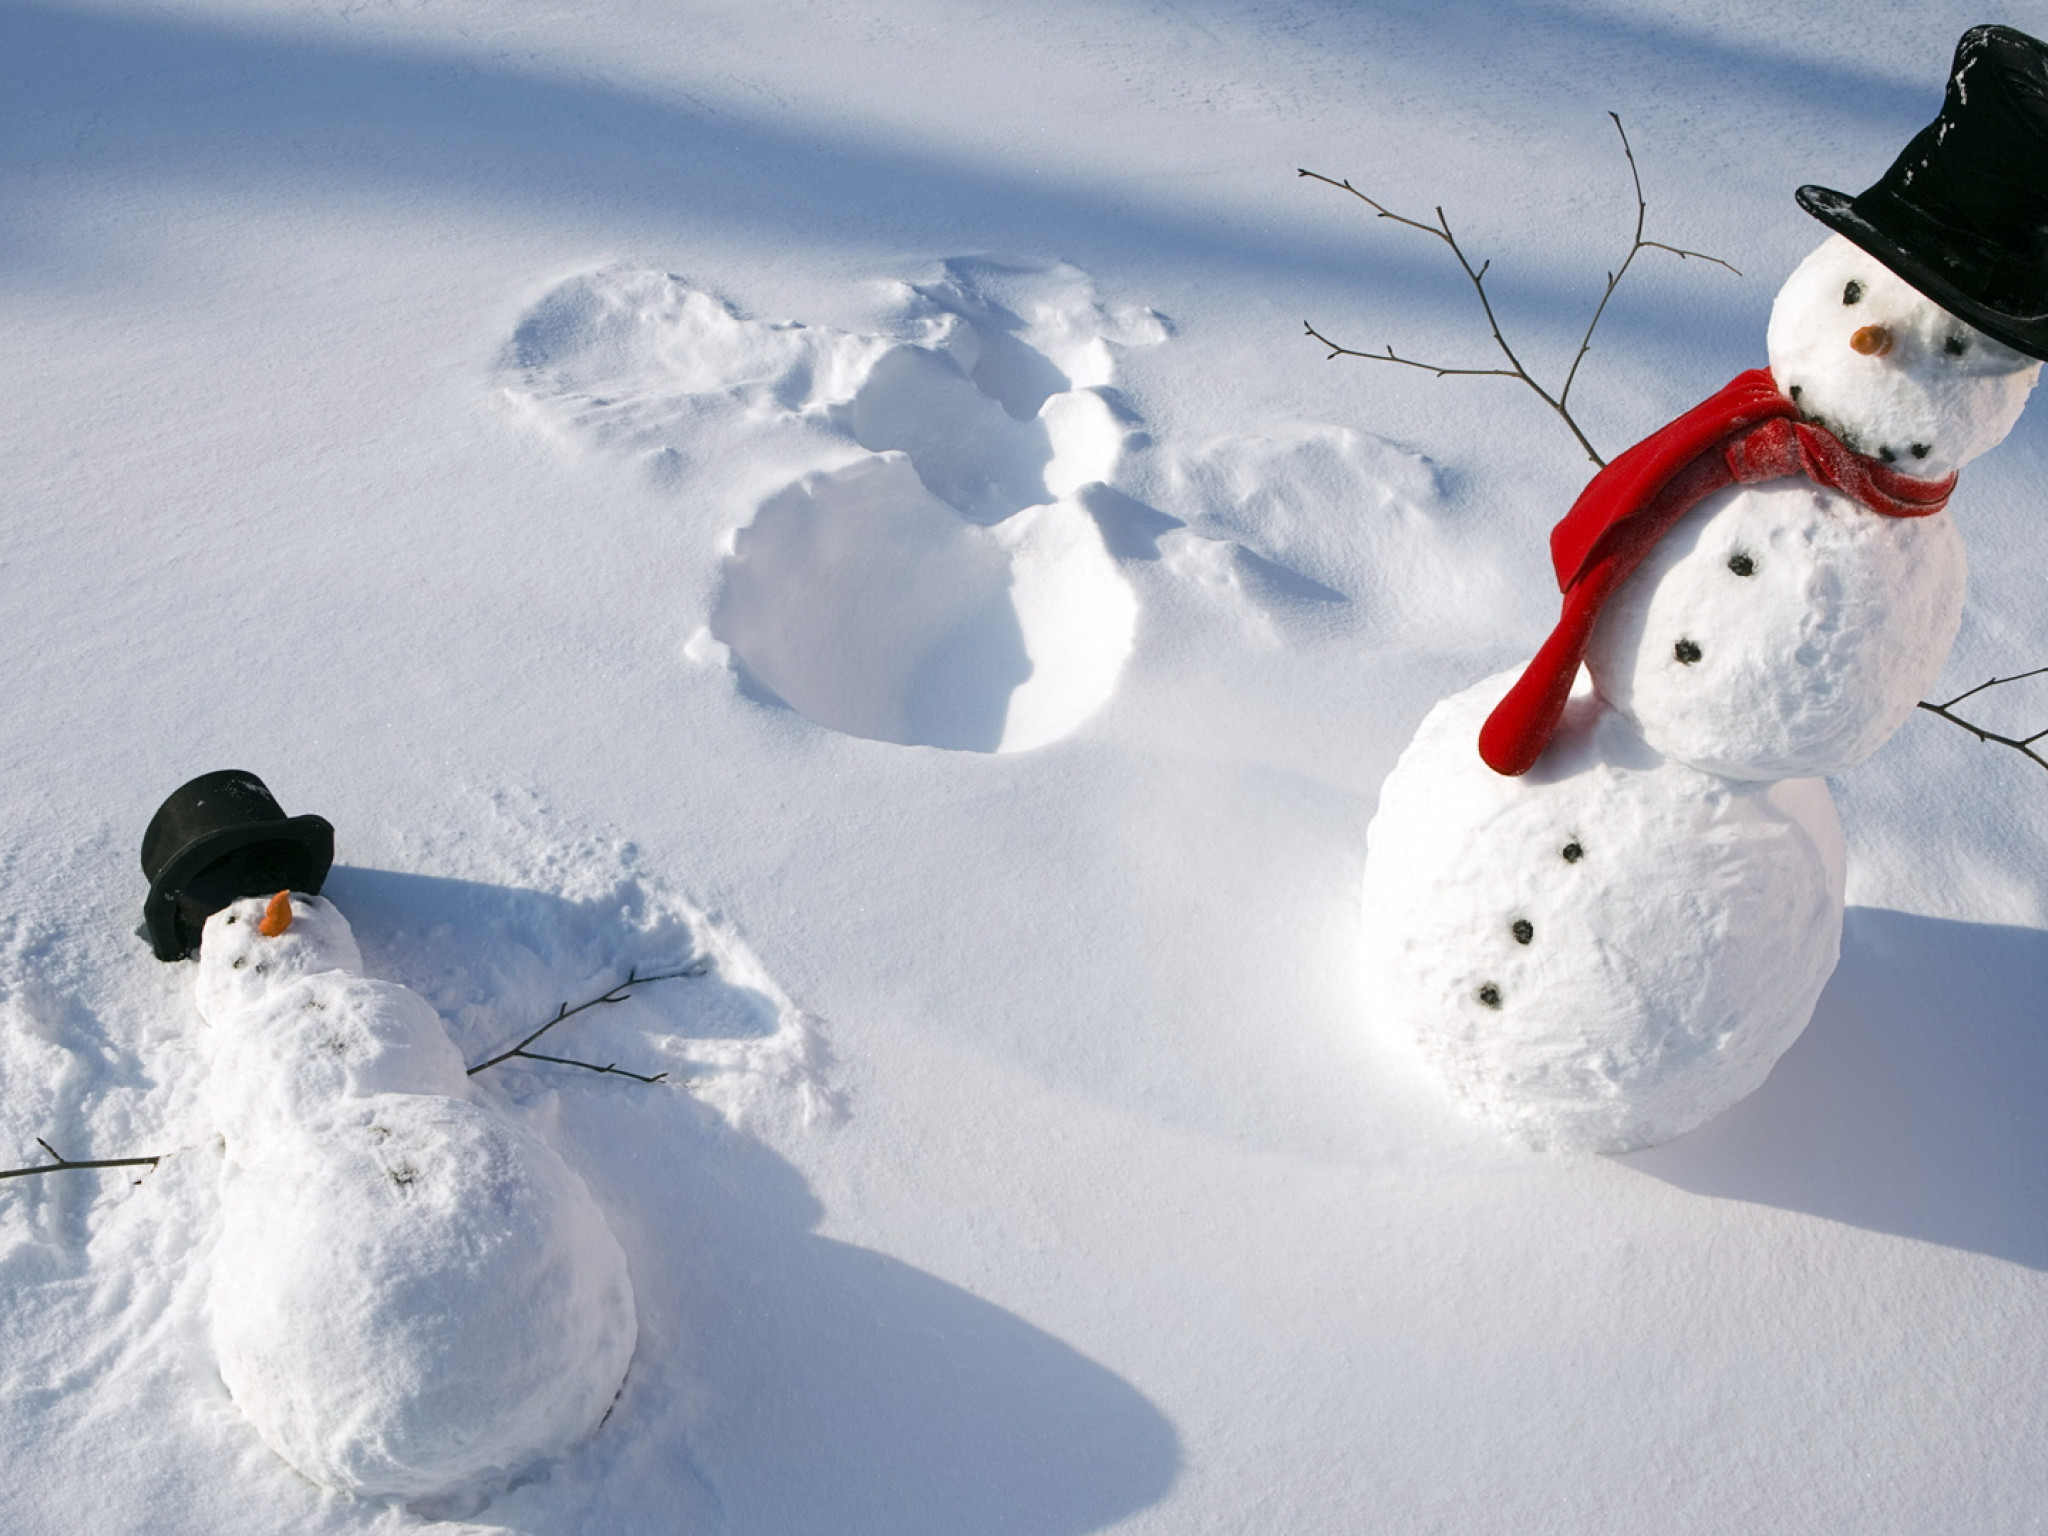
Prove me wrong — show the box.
[141,771,636,1498]
[1361,25,2048,1151]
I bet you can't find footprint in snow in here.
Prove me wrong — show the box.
[503,259,1165,753]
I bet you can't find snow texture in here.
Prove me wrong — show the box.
[507,261,1151,753]
[197,896,636,1499]
[9,3,2048,1532]
[1363,671,1846,1152]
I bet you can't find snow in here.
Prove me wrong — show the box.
[1361,671,1845,1152]
[510,261,1150,753]
[1584,477,1969,778]
[6,1,2048,1532]
[197,895,636,1499]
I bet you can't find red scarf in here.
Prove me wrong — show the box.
[1475,368,1956,776]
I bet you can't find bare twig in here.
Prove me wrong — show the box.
[1557,117,1739,412]
[1917,666,2048,772]
[502,1051,669,1085]
[466,962,708,1081]
[1300,113,1738,468]
[0,1137,162,1183]
[1301,323,1521,382]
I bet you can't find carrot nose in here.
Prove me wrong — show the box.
[258,890,294,937]
[1851,324,1893,357]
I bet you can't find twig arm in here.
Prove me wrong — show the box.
[1300,114,1736,471]
[1301,323,1519,380]
[467,962,707,1080]
[0,1138,162,1182]
[1917,674,2048,775]
[1298,167,1605,466]
[1930,665,2048,712]
[514,1051,668,1085]
[1558,115,1742,415]
[1295,168,1450,241]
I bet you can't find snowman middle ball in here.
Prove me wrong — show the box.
[1582,475,1966,780]
[1361,671,1845,1153]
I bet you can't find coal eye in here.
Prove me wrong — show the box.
[1843,280,1864,305]
[1945,334,1969,356]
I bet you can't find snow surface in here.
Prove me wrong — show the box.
[7,1,2048,1532]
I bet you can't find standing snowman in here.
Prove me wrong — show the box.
[142,772,637,1498]
[1361,26,2048,1152]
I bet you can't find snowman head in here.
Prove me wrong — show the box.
[194,892,363,1020]
[1767,234,2040,479]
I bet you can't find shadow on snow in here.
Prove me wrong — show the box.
[573,1121,1184,1536]
[1624,906,2048,1272]
[320,863,1182,1535]
[0,0,1929,337]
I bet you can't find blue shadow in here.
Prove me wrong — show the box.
[582,1122,1184,1536]
[1,0,1922,328]
[313,863,1182,1532]
[1623,907,2048,1270]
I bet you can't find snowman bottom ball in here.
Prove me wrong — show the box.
[1361,671,1846,1153]
[197,896,637,1499]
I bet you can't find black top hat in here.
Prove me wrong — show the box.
[139,770,334,961]
[1796,25,2048,362]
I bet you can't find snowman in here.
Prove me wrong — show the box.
[139,774,636,1498]
[1361,26,2048,1152]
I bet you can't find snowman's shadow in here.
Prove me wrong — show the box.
[1622,907,2048,1270]
[555,1108,1183,1536]
[319,864,1180,1533]
[322,864,780,1054]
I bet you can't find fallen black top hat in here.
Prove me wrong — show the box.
[1796,24,2048,362]
[139,770,334,961]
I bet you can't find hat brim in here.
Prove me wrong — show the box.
[1796,184,2048,362]
[142,814,334,961]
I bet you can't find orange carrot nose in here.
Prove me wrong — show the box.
[1851,324,1893,357]
[258,890,294,937]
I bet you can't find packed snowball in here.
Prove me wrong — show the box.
[1584,476,1968,779]
[1362,673,1846,1153]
